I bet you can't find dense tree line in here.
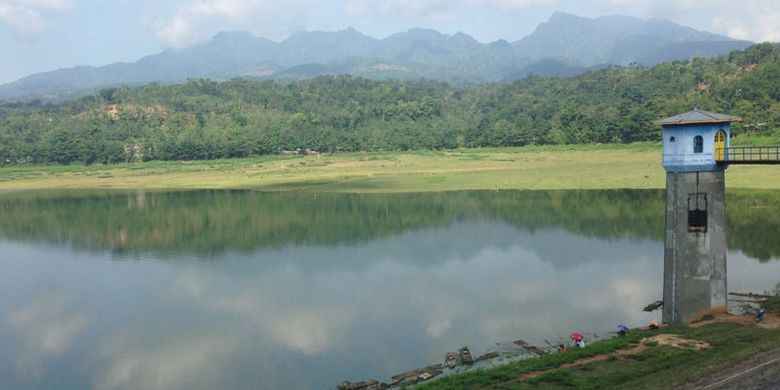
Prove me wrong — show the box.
[1,43,779,165]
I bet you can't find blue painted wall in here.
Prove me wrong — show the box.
[662,123,730,172]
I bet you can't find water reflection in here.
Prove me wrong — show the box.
[0,190,666,256]
[1,189,779,260]
[0,190,778,389]
[7,294,88,380]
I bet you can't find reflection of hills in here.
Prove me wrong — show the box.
[0,190,777,261]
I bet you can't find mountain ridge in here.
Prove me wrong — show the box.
[0,12,753,100]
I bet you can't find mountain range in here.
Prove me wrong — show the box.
[0,12,753,100]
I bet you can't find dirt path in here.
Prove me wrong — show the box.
[688,312,780,329]
[674,313,780,390]
[487,334,707,389]
[487,344,647,387]
[479,314,777,389]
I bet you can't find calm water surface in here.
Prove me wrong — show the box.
[0,190,779,389]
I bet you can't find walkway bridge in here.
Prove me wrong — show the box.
[716,146,780,164]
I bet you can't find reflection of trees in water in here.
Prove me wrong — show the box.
[0,189,777,261]
[725,190,780,262]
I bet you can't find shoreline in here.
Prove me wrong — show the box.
[417,313,780,389]
[343,296,780,389]
[2,144,780,193]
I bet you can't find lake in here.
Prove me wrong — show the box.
[0,189,778,389]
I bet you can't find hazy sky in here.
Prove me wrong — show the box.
[1,0,779,83]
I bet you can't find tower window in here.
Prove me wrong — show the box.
[688,193,708,233]
[693,135,703,153]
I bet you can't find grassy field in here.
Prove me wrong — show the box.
[1,143,779,192]
[415,319,780,389]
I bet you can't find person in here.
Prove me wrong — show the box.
[756,308,766,323]
[576,339,586,348]
[558,344,566,353]
[649,320,660,330]
[617,324,629,337]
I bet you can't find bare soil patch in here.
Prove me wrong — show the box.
[647,334,710,350]
[689,312,780,329]
[491,334,709,388]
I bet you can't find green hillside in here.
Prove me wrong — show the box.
[0,43,778,165]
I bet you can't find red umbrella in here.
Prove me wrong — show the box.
[570,332,584,341]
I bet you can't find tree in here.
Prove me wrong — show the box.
[44,129,82,164]
[1,43,779,165]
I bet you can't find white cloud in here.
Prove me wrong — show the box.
[0,0,73,39]
[174,268,356,354]
[594,0,780,42]
[490,0,557,9]
[148,0,780,49]
[674,0,780,42]
[346,0,554,17]
[152,0,315,47]
[94,332,238,390]
[7,293,88,379]
[710,7,780,42]
[426,317,451,337]
[346,0,449,17]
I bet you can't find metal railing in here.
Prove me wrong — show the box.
[717,146,780,163]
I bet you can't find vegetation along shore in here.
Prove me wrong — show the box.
[2,144,780,192]
[346,298,780,389]
[415,311,780,389]
[2,44,779,193]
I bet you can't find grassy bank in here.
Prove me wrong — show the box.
[415,319,780,389]
[1,144,779,192]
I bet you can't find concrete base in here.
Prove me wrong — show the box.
[663,171,727,325]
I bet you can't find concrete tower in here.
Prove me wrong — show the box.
[655,109,739,325]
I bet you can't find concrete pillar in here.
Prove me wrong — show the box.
[663,170,727,325]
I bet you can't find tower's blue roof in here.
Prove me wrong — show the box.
[654,109,740,126]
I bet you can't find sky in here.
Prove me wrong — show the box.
[0,0,779,83]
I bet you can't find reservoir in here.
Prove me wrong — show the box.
[0,190,778,389]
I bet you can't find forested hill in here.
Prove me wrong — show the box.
[0,43,778,165]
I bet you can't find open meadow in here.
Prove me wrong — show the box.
[1,143,778,192]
